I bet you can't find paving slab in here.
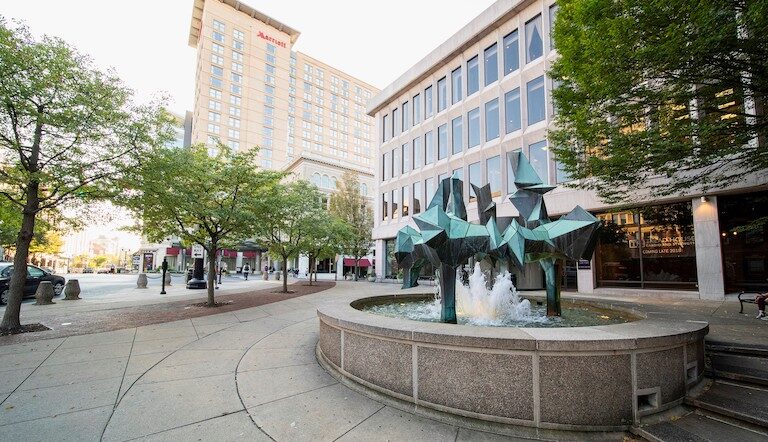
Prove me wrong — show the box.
[0,367,35,395]
[130,336,197,356]
[44,341,133,365]
[0,404,113,442]
[139,410,271,442]
[138,349,243,384]
[248,383,383,441]
[457,428,536,441]
[193,323,235,337]
[190,312,241,326]
[237,363,337,408]
[125,352,173,376]
[337,405,458,442]
[0,346,58,370]
[59,329,135,349]
[0,376,121,425]
[0,338,65,356]
[133,326,197,343]
[20,357,127,391]
[103,373,243,441]
[231,308,270,322]
[184,329,279,351]
[238,346,317,372]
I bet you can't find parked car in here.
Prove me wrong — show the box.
[82,267,94,274]
[0,263,66,304]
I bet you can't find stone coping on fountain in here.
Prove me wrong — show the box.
[317,293,709,432]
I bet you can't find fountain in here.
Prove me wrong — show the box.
[316,152,709,434]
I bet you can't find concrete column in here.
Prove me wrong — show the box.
[336,255,344,280]
[576,256,597,294]
[692,197,725,300]
[375,239,386,282]
[298,254,309,278]
[235,252,243,271]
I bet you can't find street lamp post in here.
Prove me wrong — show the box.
[161,258,168,295]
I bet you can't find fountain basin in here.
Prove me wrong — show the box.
[317,293,708,432]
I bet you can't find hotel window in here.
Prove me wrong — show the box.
[505,88,522,133]
[437,123,448,160]
[263,83,273,95]
[529,140,549,184]
[232,51,243,62]
[484,43,498,86]
[425,177,435,204]
[212,43,224,55]
[503,30,520,75]
[232,62,243,73]
[382,114,389,142]
[207,135,219,145]
[437,77,447,112]
[231,84,242,95]
[207,123,220,134]
[230,95,241,106]
[451,116,463,155]
[228,140,239,150]
[209,89,222,99]
[266,54,276,64]
[233,40,244,51]
[452,67,462,104]
[526,15,544,63]
[468,161,481,201]
[402,101,410,130]
[266,64,276,75]
[402,143,412,173]
[412,94,421,124]
[211,54,223,65]
[468,108,480,148]
[208,111,220,122]
[393,146,401,177]
[266,42,276,54]
[487,155,501,197]
[213,20,225,32]
[233,29,244,41]
[506,149,522,193]
[264,116,274,127]
[231,73,242,84]
[208,100,221,111]
[391,189,399,220]
[549,4,559,49]
[262,127,272,138]
[382,193,389,221]
[467,56,479,96]
[402,186,410,217]
[229,107,240,117]
[229,117,240,128]
[211,65,223,77]
[425,86,434,118]
[213,31,225,43]
[393,108,400,136]
[413,182,422,215]
[485,98,500,141]
[425,131,435,164]
[413,137,423,169]
[527,76,546,125]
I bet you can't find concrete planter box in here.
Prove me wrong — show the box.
[317,294,708,432]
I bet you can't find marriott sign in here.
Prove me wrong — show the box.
[257,31,286,48]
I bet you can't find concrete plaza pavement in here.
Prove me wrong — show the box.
[0,282,765,441]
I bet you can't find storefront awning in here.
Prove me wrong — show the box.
[344,258,372,267]
[165,247,180,256]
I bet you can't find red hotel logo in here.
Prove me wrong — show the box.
[257,31,286,48]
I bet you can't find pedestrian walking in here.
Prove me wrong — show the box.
[243,263,251,281]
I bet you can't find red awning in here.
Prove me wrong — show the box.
[243,251,257,259]
[165,247,180,256]
[344,258,371,267]
[222,249,238,258]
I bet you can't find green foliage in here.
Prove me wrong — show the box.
[328,171,373,264]
[550,0,768,203]
[121,144,283,304]
[252,179,325,292]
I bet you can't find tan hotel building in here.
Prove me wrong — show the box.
[369,0,768,299]
[183,0,379,276]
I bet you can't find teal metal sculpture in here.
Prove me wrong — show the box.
[394,151,600,322]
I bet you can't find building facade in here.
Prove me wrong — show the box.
[368,0,768,299]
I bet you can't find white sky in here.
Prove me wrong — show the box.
[0,0,496,252]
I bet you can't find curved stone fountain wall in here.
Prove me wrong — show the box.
[317,294,708,432]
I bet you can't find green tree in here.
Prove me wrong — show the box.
[549,0,768,203]
[122,144,283,306]
[328,172,374,281]
[0,20,171,332]
[300,216,347,285]
[253,180,325,293]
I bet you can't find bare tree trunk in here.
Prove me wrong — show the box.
[282,256,288,293]
[308,255,314,286]
[206,242,217,306]
[354,256,359,282]
[0,201,37,332]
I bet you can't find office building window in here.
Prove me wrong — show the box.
[529,140,549,184]
[383,151,391,180]
[413,137,423,169]
[393,108,400,136]
[487,155,501,197]
[549,4,559,50]
[451,67,462,104]
[437,77,447,112]
[556,158,572,184]
[484,43,498,86]
[527,76,546,125]
[424,131,435,164]
[485,98,500,141]
[526,15,543,63]
[413,93,421,124]
[413,182,422,215]
[208,111,220,122]
[505,88,522,133]
[393,147,401,177]
[468,161,481,201]
[425,177,435,205]
[392,189,399,220]
[452,167,463,182]
[467,55,479,96]
[506,149,522,193]
[452,116,463,155]
[503,30,520,75]
[402,101,410,130]
[382,193,389,221]
[468,108,480,148]
[382,114,388,142]
[425,85,434,118]
[437,124,448,160]
[402,143,411,173]
[402,186,410,217]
